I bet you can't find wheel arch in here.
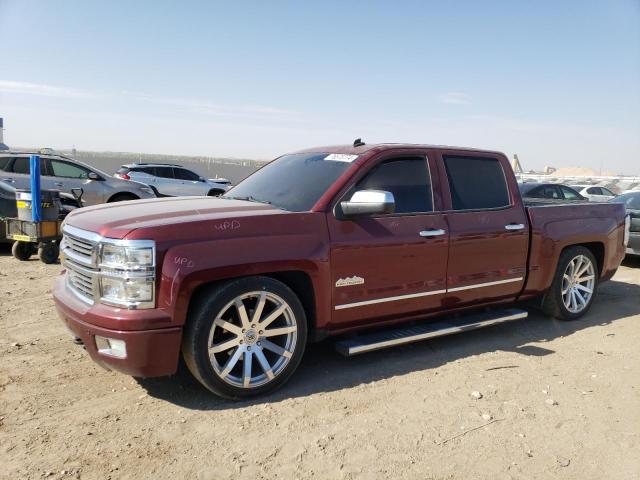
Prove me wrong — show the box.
[107,191,140,202]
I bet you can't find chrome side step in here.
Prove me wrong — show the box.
[334,308,528,356]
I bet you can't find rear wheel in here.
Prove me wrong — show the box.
[182,276,307,399]
[108,193,139,202]
[542,246,598,320]
[12,241,35,261]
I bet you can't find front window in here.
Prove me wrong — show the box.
[224,152,353,212]
[50,159,90,179]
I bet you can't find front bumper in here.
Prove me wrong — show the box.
[53,275,182,377]
[627,232,640,256]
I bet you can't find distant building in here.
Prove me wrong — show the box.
[0,118,9,151]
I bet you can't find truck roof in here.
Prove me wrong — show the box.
[293,143,506,157]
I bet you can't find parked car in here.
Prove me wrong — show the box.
[609,192,640,257]
[115,163,231,197]
[0,151,155,205]
[570,184,616,202]
[518,182,585,201]
[54,143,629,399]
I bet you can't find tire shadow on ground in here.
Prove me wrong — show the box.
[137,278,640,411]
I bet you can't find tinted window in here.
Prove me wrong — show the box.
[154,167,175,179]
[354,158,432,213]
[560,186,582,200]
[50,160,89,179]
[10,157,48,175]
[444,156,510,210]
[527,185,560,199]
[224,152,352,212]
[0,157,11,171]
[586,187,598,195]
[174,168,200,181]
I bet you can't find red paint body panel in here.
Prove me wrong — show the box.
[52,144,628,378]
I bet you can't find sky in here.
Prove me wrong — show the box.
[0,0,639,174]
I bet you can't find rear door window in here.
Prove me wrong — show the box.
[10,157,48,175]
[443,156,510,210]
[154,167,175,179]
[0,157,12,171]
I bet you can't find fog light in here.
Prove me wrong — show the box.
[95,335,127,358]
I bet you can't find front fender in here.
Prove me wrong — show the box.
[157,234,331,329]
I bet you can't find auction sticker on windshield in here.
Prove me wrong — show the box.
[325,154,358,162]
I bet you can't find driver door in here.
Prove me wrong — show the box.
[327,152,449,329]
[44,159,102,205]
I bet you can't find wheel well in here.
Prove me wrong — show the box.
[187,270,317,335]
[108,192,139,202]
[207,189,225,196]
[565,242,605,275]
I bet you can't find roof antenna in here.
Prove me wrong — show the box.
[353,138,365,147]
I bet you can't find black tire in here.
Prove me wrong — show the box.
[182,276,308,399]
[12,241,35,261]
[207,189,225,197]
[108,193,139,202]
[38,242,60,264]
[542,246,598,321]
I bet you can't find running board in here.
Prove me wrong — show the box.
[334,308,528,356]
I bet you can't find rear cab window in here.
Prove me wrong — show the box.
[443,155,510,210]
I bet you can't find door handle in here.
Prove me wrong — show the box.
[505,223,525,231]
[54,182,64,187]
[2,177,14,182]
[419,229,446,237]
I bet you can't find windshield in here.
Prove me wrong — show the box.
[609,192,640,209]
[223,152,354,211]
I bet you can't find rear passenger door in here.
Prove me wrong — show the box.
[3,157,48,190]
[438,152,529,307]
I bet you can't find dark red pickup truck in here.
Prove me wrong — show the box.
[54,143,630,398]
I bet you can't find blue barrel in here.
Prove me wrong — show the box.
[30,155,42,222]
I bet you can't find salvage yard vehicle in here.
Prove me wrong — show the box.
[53,142,630,399]
[570,184,616,202]
[609,191,640,257]
[0,151,156,205]
[518,182,585,202]
[115,163,232,197]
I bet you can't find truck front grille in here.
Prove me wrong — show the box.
[61,225,100,304]
[65,260,97,303]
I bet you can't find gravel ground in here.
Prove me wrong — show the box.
[1,246,639,480]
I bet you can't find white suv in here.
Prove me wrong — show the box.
[115,163,232,197]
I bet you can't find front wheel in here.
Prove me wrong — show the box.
[38,242,59,264]
[12,241,35,261]
[542,246,598,320]
[182,276,307,399]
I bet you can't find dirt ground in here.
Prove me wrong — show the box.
[1,246,639,480]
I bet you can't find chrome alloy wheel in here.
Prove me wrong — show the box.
[207,291,298,388]
[561,254,596,314]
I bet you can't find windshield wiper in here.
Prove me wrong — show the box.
[224,195,272,205]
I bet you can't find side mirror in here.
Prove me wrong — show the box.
[199,177,206,182]
[340,190,395,217]
[88,172,102,181]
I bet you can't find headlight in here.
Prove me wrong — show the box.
[100,275,154,305]
[100,244,154,269]
[97,239,155,309]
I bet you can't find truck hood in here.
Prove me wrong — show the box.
[64,196,285,239]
